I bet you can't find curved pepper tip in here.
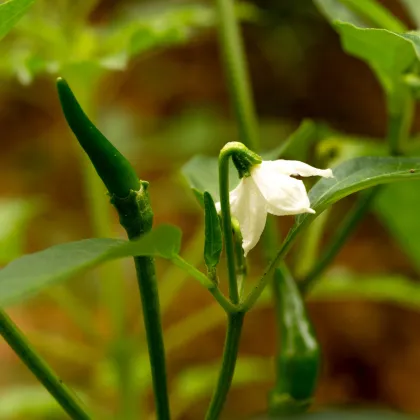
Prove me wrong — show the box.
[56,76,141,198]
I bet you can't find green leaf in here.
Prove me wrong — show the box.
[310,272,420,311]
[289,156,420,241]
[334,22,419,113]
[203,192,222,269]
[400,0,420,29]
[314,0,406,31]
[374,181,420,273]
[0,0,35,41]
[0,224,181,306]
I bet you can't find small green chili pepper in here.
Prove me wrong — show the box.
[269,265,321,416]
[56,77,140,198]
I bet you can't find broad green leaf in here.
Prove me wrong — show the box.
[285,157,420,248]
[334,22,419,113]
[400,0,420,29]
[374,181,420,272]
[0,199,39,264]
[310,273,420,310]
[314,0,406,31]
[0,0,35,41]
[0,224,181,306]
[203,191,222,269]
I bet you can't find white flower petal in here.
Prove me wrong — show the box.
[261,160,333,178]
[230,177,267,256]
[251,163,314,216]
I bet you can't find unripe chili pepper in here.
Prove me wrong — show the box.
[269,265,321,416]
[56,77,140,198]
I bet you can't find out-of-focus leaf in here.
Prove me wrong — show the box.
[374,181,420,272]
[317,135,386,166]
[262,119,319,161]
[400,0,420,29]
[0,224,181,306]
[335,22,419,113]
[0,0,35,41]
[0,385,62,418]
[253,409,416,419]
[181,155,239,203]
[0,199,39,265]
[172,358,273,418]
[310,272,420,310]
[314,0,406,31]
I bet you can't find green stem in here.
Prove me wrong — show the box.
[204,313,245,420]
[0,309,91,420]
[171,255,238,314]
[133,256,170,420]
[300,188,379,293]
[216,0,259,150]
[219,146,240,304]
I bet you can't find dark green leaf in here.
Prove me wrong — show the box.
[0,0,35,41]
[254,409,416,419]
[203,192,222,269]
[334,22,419,113]
[0,224,181,306]
[288,156,420,241]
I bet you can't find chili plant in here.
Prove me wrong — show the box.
[2,0,420,419]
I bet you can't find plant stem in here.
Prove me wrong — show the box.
[0,309,91,420]
[300,188,379,293]
[204,312,245,420]
[171,255,238,314]
[112,188,170,420]
[133,255,170,420]
[216,0,259,151]
[219,147,240,304]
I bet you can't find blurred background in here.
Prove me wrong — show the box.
[1,0,420,418]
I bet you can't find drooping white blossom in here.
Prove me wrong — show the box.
[218,160,333,256]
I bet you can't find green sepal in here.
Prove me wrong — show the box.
[110,181,153,240]
[272,267,320,407]
[225,141,262,178]
[203,191,223,270]
[56,77,140,198]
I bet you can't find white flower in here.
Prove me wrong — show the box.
[217,160,333,256]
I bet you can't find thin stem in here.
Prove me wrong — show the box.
[171,255,238,314]
[216,0,259,150]
[0,309,91,420]
[300,188,379,294]
[219,147,239,304]
[204,313,245,420]
[133,256,170,420]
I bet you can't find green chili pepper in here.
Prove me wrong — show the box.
[56,77,140,198]
[269,265,321,416]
